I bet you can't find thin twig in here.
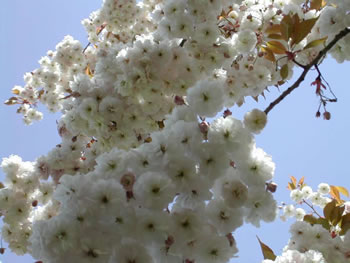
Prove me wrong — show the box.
[303,199,323,218]
[264,27,350,115]
[82,24,106,53]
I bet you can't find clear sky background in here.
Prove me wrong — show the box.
[1,1,349,263]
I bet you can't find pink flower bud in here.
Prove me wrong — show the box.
[174,96,185,105]
[266,182,277,193]
[323,111,331,120]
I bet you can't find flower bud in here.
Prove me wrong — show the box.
[323,111,331,120]
[266,182,277,193]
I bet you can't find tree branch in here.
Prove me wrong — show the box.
[264,27,350,115]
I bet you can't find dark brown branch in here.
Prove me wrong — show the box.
[264,27,350,115]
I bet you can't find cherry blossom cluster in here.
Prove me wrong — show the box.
[269,182,350,262]
[262,249,326,263]
[2,0,350,262]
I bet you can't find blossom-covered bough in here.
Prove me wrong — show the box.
[2,0,350,262]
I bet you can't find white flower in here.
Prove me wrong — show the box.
[290,189,303,203]
[243,109,267,134]
[317,183,330,195]
[109,240,153,263]
[294,208,306,221]
[215,175,248,208]
[234,29,257,54]
[283,204,295,218]
[134,172,175,210]
[196,235,233,263]
[206,199,244,234]
[187,79,224,117]
[301,186,313,199]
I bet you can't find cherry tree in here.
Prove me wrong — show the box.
[1,0,350,262]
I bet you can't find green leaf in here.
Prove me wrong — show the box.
[280,64,289,80]
[303,37,328,50]
[316,217,331,230]
[257,237,277,260]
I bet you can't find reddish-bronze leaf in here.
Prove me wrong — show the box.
[280,14,294,41]
[267,34,284,40]
[265,24,281,35]
[261,46,276,62]
[266,41,287,54]
[291,17,319,46]
[257,237,277,260]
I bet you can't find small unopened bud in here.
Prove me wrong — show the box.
[323,111,331,120]
[331,231,337,239]
[266,182,277,193]
[315,111,321,118]
[120,172,135,191]
[198,121,209,135]
[226,233,236,247]
[223,109,232,118]
[174,95,185,105]
[165,235,174,248]
[0,248,5,254]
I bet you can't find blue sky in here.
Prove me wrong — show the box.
[1,1,349,262]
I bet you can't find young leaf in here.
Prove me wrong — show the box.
[4,97,18,105]
[330,206,345,226]
[266,41,287,54]
[298,176,305,186]
[267,34,284,40]
[334,186,349,197]
[265,24,281,35]
[310,0,327,10]
[261,46,276,62]
[280,14,294,41]
[316,217,331,230]
[330,186,342,204]
[292,17,319,46]
[280,64,289,80]
[323,199,337,221]
[340,214,350,235]
[288,182,296,190]
[290,176,297,187]
[85,64,94,78]
[303,37,327,50]
[257,237,277,260]
[304,214,318,225]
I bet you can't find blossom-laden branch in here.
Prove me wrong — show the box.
[264,27,350,115]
